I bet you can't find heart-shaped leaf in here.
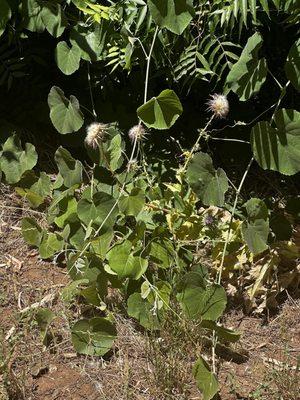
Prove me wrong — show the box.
[137,89,183,129]
[71,317,117,356]
[127,292,161,330]
[41,4,67,37]
[48,86,84,134]
[177,267,227,321]
[55,41,81,75]
[107,240,148,279]
[186,152,229,207]
[0,135,38,184]
[251,108,300,176]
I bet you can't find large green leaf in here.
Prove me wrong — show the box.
[54,147,83,188]
[21,217,43,247]
[16,171,51,208]
[54,197,78,228]
[39,232,64,259]
[107,240,148,279]
[186,152,228,207]
[251,108,300,175]
[0,0,11,37]
[70,23,107,62]
[242,198,269,255]
[225,32,267,101]
[71,317,117,356]
[127,292,161,330]
[77,191,118,227]
[119,188,145,216]
[0,135,38,184]
[177,267,227,321]
[40,4,67,37]
[137,89,183,130]
[193,357,219,400]
[55,41,81,75]
[148,0,194,35]
[285,39,300,91]
[48,86,84,134]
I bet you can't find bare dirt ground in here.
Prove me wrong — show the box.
[1,185,299,400]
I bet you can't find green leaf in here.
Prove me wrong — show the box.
[61,279,89,302]
[39,232,64,259]
[186,152,229,207]
[201,320,241,343]
[48,86,84,134]
[40,4,67,38]
[243,198,269,220]
[16,171,51,208]
[0,0,11,37]
[21,217,43,247]
[106,133,123,171]
[35,308,55,346]
[149,238,175,269]
[148,0,194,35]
[107,240,148,279]
[193,357,219,400]
[285,39,300,91]
[242,219,269,255]
[77,192,118,228]
[127,292,161,330]
[91,227,114,259]
[0,135,38,184]
[251,108,300,176]
[54,147,83,188]
[55,41,81,75]
[71,317,117,356]
[137,89,183,130]
[70,23,107,62]
[242,198,269,255]
[119,188,145,216]
[225,32,267,101]
[54,197,78,228]
[177,267,227,321]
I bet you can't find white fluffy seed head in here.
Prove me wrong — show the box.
[128,124,147,143]
[85,122,108,149]
[207,94,229,119]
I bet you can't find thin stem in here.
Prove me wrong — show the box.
[209,137,250,145]
[182,115,214,172]
[217,156,254,285]
[73,26,159,263]
[87,62,97,120]
[144,26,159,104]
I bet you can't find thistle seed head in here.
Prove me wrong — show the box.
[85,122,108,149]
[207,94,229,119]
[128,124,147,143]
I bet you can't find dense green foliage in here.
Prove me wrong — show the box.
[0,1,299,398]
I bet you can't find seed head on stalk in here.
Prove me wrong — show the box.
[207,94,229,119]
[85,122,108,149]
[128,124,147,143]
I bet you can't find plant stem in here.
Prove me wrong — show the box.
[144,26,159,104]
[182,115,214,172]
[217,156,254,285]
[87,62,97,120]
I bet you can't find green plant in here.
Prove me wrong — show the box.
[0,1,300,399]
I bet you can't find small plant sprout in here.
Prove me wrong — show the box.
[85,122,108,149]
[128,124,147,143]
[207,94,229,119]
